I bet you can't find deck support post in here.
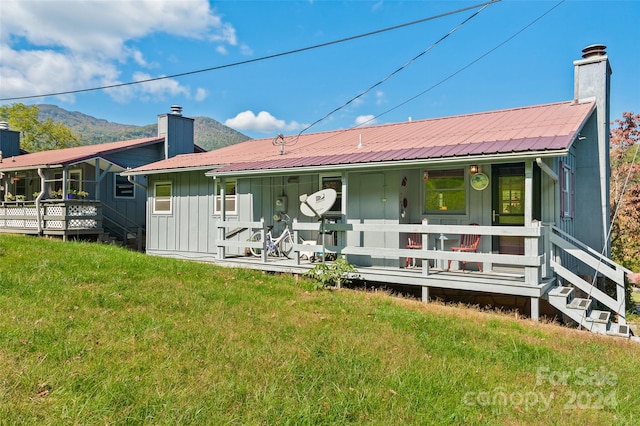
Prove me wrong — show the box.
[530,297,539,321]
[421,286,429,303]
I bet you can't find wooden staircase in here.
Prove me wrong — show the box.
[544,226,633,339]
[545,285,631,338]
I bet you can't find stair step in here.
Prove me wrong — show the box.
[607,323,631,338]
[567,297,592,311]
[547,285,575,304]
[586,310,610,324]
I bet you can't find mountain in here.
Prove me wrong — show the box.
[36,104,251,151]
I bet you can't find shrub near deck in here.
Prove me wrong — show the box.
[0,234,638,425]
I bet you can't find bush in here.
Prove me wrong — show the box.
[304,257,358,289]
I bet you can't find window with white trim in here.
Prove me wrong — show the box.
[560,161,574,218]
[424,169,466,214]
[214,179,237,214]
[320,176,342,214]
[114,174,135,199]
[153,181,172,214]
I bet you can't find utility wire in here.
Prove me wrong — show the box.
[294,1,495,138]
[291,0,564,146]
[0,0,499,102]
[357,0,565,128]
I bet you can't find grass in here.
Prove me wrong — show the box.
[0,234,639,425]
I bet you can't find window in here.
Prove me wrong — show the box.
[53,169,83,192]
[114,174,135,198]
[321,176,342,214]
[153,182,172,214]
[14,175,26,198]
[560,161,574,218]
[424,169,466,214]
[214,179,237,214]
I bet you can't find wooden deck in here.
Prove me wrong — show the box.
[208,254,555,299]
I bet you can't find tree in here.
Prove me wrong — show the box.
[609,112,640,272]
[0,103,81,152]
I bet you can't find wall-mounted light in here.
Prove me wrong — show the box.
[470,165,479,174]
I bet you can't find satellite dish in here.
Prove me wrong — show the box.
[299,188,337,218]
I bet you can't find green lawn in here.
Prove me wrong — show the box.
[0,234,638,425]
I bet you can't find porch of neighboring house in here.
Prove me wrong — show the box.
[214,219,631,338]
[0,165,145,249]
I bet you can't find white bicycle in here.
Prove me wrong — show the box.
[248,213,294,258]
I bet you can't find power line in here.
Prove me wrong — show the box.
[301,0,564,146]
[294,1,495,138]
[0,0,500,102]
[358,0,566,128]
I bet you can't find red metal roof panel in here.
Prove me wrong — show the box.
[129,100,595,175]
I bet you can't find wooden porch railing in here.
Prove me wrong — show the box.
[215,220,627,312]
[549,226,630,324]
[216,219,547,284]
[0,200,102,237]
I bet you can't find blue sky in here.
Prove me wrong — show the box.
[1,0,638,139]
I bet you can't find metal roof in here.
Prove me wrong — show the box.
[0,137,164,172]
[125,100,595,176]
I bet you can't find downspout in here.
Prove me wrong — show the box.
[535,158,558,182]
[36,168,46,234]
[127,174,147,191]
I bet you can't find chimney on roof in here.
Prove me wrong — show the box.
[158,106,194,159]
[573,44,612,256]
[0,121,21,158]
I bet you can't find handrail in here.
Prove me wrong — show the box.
[101,203,145,251]
[550,226,632,274]
[216,219,544,273]
[549,225,627,324]
[101,203,144,230]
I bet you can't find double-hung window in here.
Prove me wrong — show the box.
[214,180,237,214]
[153,181,172,214]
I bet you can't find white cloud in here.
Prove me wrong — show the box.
[0,0,243,102]
[225,110,304,134]
[354,115,377,126]
[194,88,208,102]
[375,90,385,105]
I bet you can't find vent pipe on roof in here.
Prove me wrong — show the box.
[170,105,183,116]
[0,122,8,130]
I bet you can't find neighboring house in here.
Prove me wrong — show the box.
[0,106,197,249]
[124,45,631,337]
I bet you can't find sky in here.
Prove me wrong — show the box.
[1,0,639,140]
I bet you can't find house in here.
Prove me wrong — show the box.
[0,106,197,249]
[123,45,632,337]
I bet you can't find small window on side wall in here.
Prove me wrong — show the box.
[321,176,342,214]
[153,181,172,214]
[560,161,574,218]
[214,180,237,214]
[424,169,466,214]
[114,174,135,199]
